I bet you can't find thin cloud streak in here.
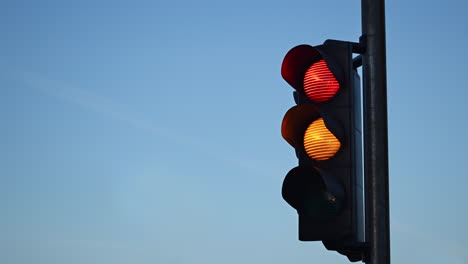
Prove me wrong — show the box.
[17,71,277,177]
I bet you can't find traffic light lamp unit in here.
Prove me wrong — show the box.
[281,40,365,262]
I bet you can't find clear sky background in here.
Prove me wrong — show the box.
[1,0,468,263]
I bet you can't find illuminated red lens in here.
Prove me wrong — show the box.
[303,60,340,102]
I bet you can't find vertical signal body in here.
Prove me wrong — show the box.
[280,40,364,262]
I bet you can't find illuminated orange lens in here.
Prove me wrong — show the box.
[303,60,340,102]
[304,118,341,161]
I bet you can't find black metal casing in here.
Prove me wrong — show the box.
[281,40,364,261]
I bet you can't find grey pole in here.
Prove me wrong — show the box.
[361,0,390,263]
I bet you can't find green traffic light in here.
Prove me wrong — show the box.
[303,191,343,222]
[282,166,344,222]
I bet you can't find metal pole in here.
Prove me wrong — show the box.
[361,0,390,263]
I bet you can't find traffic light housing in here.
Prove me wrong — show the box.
[281,40,364,261]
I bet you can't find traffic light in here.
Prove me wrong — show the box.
[281,40,365,261]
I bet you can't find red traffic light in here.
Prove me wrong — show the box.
[304,60,340,102]
[281,45,342,103]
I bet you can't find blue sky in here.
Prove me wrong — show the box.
[1,0,468,263]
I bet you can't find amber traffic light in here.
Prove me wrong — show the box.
[304,118,341,161]
[280,40,364,262]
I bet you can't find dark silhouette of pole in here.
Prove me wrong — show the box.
[361,0,390,263]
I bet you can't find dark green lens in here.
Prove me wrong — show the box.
[303,191,342,222]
